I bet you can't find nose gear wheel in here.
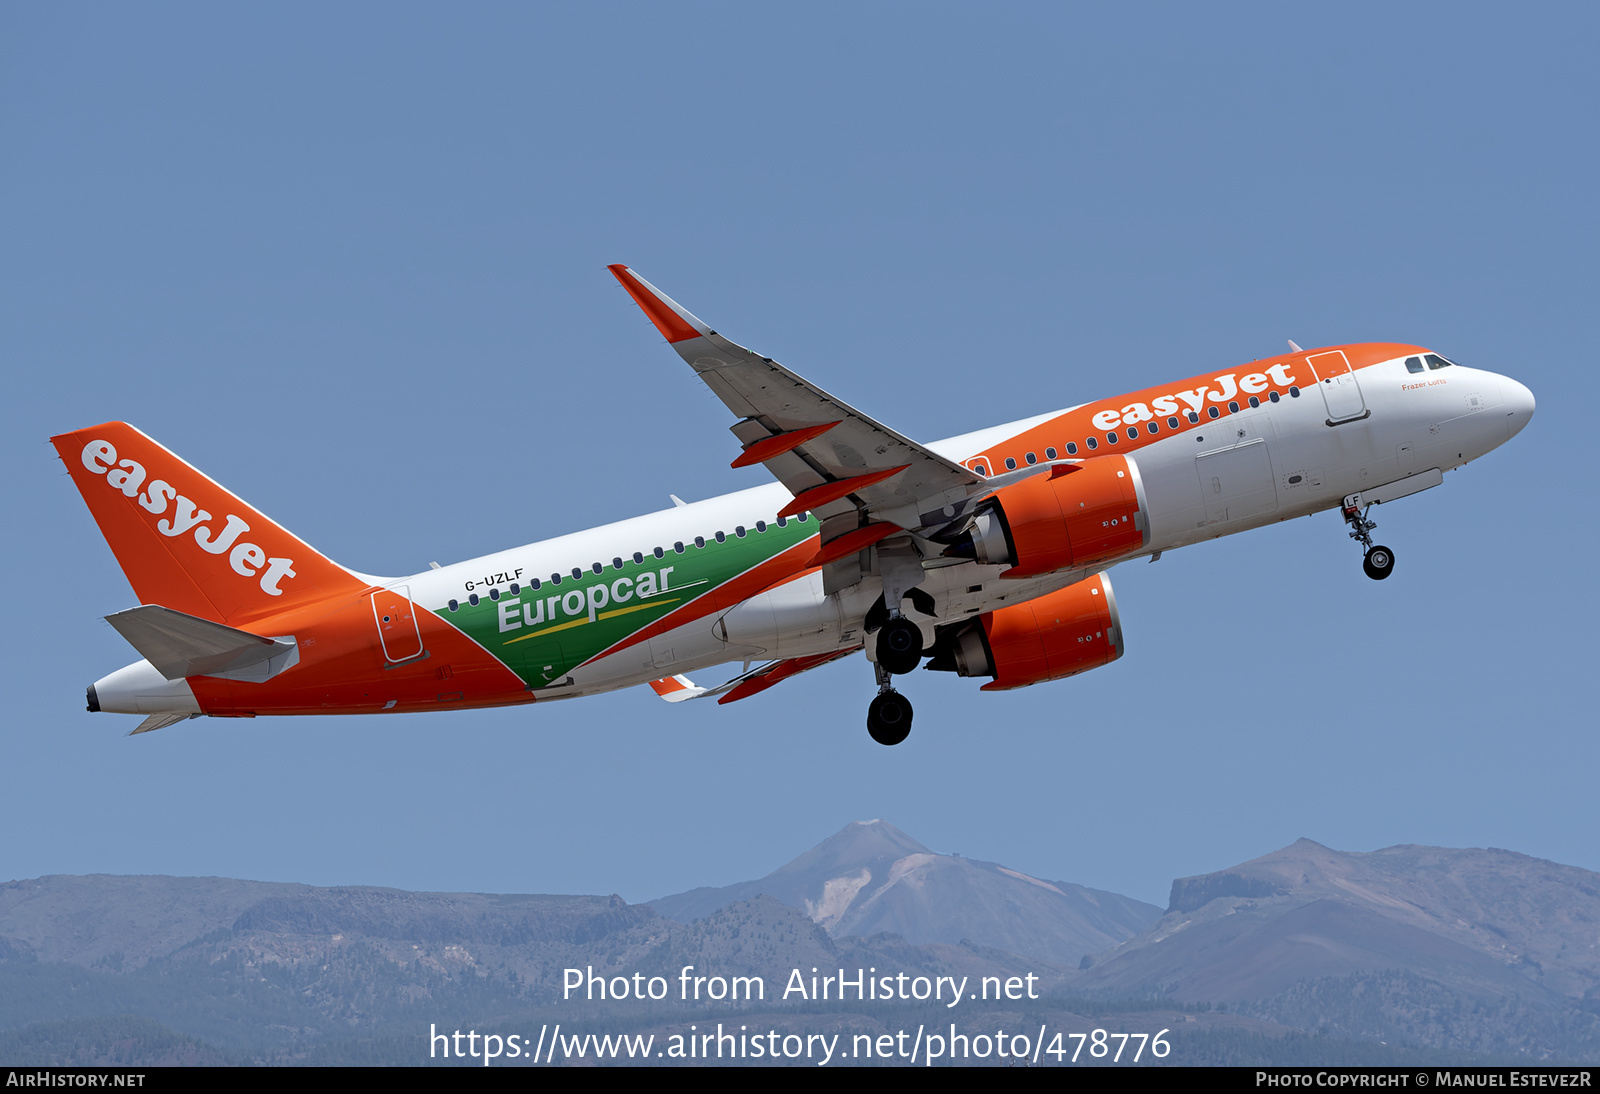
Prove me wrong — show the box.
[1363,544,1395,580]
[1342,494,1396,581]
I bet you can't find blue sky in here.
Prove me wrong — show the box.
[3,3,1595,908]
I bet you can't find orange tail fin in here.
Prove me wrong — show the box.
[52,422,368,625]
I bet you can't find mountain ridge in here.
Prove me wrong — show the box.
[648,819,1162,967]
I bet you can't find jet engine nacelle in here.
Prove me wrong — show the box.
[944,455,1147,577]
[925,573,1123,690]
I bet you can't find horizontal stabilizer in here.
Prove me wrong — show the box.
[130,712,197,735]
[106,605,299,683]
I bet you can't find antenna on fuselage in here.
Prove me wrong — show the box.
[670,494,688,508]
[1287,340,1303,353]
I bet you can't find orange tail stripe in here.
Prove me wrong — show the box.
[777,465,909,519]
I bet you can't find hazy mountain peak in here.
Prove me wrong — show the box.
[648,820,1160,967]
[767,820,934,883]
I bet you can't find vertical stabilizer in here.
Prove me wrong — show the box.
[52,422,368,625]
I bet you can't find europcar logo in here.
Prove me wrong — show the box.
[80,438,298,595]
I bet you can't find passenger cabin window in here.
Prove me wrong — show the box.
[1005,457,1017,470]
[1106,432,1118,444]
[1269,391,1281,403]
[1045,447,1057,459]
[1208,406,1220,418]
[1168,416,1180,429]
[1025,452,1037,464]
[1086,437,1098,450]
[1406,356,1425,373]
[1127,427,1139,439]
[1065,442,1078,455]
[1146,422,1158,434]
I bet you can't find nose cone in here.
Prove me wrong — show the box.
[1503,377,1536,441]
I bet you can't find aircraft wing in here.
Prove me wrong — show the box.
[609,266,988,534]
[644,649,857,706]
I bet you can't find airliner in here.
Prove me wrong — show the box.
[56,266,1536,745]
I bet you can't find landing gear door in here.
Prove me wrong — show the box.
[371,586,425,663]
[1307,350,1368,425]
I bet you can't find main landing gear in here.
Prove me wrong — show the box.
[866,663,913,747]
[864,607,926,746]
[863,543,934,745]
[875,617,924,675]
[1342,493,1395,581]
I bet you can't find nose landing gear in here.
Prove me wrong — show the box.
[1343,493,1396,581]
[1362,544,1395,580]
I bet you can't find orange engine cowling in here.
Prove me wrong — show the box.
[943,455,1146,577]
[925,573,1123,691]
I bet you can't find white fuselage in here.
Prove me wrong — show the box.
[383,355,1532,701]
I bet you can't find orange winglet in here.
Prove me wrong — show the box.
[807,521,899,568]
[730,421,841,469]
[776,465,909,519]
[608,264,703,344]
[718,650,851,705]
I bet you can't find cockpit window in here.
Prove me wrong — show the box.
[1406,356,1424,374]
[1426,354,1453,370]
